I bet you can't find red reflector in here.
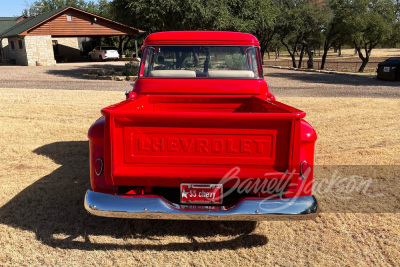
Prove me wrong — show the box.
[126,187,143,195]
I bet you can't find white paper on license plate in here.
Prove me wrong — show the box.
[384,66,390,72]
[180,184,223,204]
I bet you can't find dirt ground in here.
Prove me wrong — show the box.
[0,87,399,265]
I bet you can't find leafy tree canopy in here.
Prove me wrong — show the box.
[24,0,110,17]
[342,0,397,71]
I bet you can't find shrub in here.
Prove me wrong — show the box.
[124,61,140,76]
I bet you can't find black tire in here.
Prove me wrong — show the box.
[88,55,92,62]
[99,55,103,62]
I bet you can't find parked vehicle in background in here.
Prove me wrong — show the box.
[377,57,400,81]
[85,31,318,221]
[88,46,119,61]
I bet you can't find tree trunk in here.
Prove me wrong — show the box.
[118,36,128,56]
[193,52,199,67]
[358,58,368,72]
[307,49,314,69]
[175,51,189,69]
[122,36,132,56]
[300,41,314,69]
[258,31,274,64]
[118,36,123,55]
[281,39,297,68]
[354,41,370,72]
[298,45,305,68]
[288,51,297,68]
[320,41,329,70]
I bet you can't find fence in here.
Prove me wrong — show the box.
[263,59,380,73]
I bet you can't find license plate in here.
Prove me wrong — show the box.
[180,183,223,204]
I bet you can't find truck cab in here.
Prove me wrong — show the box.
[85,31,318,221]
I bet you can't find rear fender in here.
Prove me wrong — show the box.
[88,117,118,194]
[285,119,317,197]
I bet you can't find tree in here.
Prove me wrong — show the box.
[343,0,396,72]
[320,0,347,70]
[111,0,279,58]
[220,0,280,59]
[111,0,213,33]
[23,0,104,16]
[276,0,302,68]
[277,0,329,69]
[297,1,330,69]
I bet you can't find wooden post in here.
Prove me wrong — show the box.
[135,40,138,58]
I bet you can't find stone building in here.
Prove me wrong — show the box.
[0,16,27,62]
[0,7,142,66]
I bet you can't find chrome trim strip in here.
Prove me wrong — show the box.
[300,160,309,179]
[95,158,103,176]
[84,190,318,221]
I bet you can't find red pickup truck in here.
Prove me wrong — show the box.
[85,31,318,221]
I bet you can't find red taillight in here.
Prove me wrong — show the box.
[300,161,310,179]
[104,50,107,54]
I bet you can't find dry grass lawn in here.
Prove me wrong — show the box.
[0,88,399,265]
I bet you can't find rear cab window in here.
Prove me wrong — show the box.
[140,46,263,79]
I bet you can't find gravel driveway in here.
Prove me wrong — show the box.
[0,62,131,91]
[1,62,399,98]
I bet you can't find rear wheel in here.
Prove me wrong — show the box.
[99,55,103,62]
[88,55,92,61]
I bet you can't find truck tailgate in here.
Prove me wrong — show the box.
[101,95,304,187]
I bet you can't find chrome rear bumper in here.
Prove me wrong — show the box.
[84,190,318,221]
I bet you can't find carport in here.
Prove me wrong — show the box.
[0,6,143,66]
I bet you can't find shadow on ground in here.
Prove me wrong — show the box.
[0,141,266,251]
[45,63,125,79]
[266,69,400,87]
